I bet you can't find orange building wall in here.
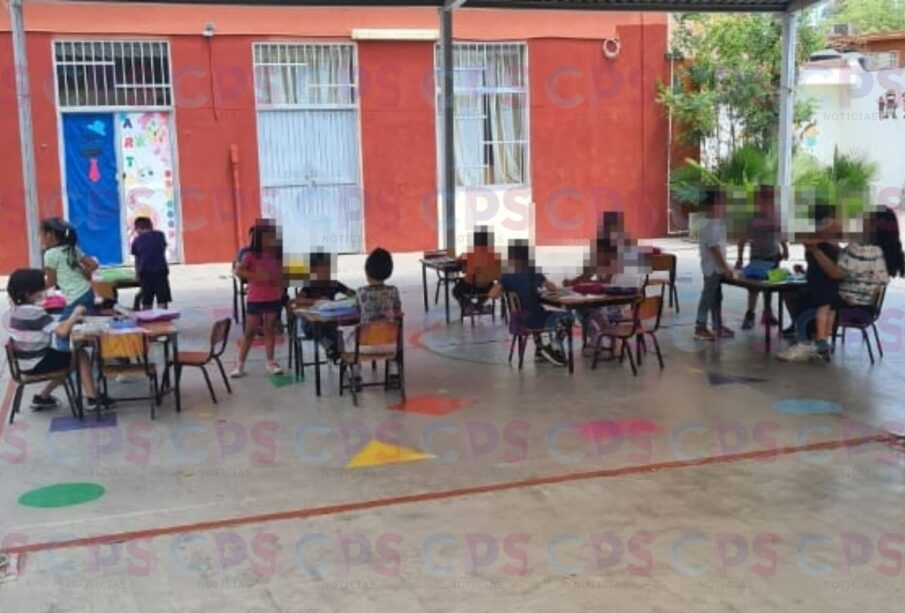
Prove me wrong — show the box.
[529,21,670,244]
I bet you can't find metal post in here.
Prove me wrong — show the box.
[777,10,798,239]
[9,0,42,267]
[439,5,456,253]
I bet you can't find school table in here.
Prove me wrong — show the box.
[420,256,463,324]
[539,290,639,374]
[71,318,182,418]
[292,308,360,397]
[720,275,806,352]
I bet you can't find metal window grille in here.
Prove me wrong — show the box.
[868,51,899,71]
[435,42,528,187]
[253,43,357,109]
[54,40,172,108]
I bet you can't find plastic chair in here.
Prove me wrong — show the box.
[173,318,232,404]
[832,286,886,364]
[94,332,159,419]
[645,253,679,313]
[5,342,80,424]
[339,319,405,407]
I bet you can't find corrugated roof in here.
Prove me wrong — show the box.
[88,0,822,13]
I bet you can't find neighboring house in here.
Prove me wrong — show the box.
[830,30,905,69]
[0,2,669,272]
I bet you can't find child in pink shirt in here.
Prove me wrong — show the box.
[232,219,285,377]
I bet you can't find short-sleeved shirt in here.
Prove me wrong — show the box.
[500,271,547,327]
[461,247,502,287]
[838,242,889,306]
[299,280,352,301]
[131,230,168,276]
[44,245,91,301]
[749,212,782,260]
[805,242,841,304]
[9,305,60,371]
[356,285,401,323]
[698,218,727,277]
[241,252,285,304]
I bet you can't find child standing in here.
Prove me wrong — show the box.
[291,251,355,361]
[232,219,285,377]
[131,217,172,310]
[7,268,102,410]
[736,185,789,329]
[41,218,98,319]
[695,190,735,341]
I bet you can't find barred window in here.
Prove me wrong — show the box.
[54,41,171,108]
[867,51,899,71]
[435,43,528,188]
[254,43,356,108]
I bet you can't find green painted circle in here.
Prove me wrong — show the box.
[18,483,106,508]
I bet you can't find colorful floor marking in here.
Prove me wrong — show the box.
[50,413,117,432]
[18,483,106,509]
[772,398,842,415]
[270,373,301,389]
[575,419,661,441]
[707,372,768,386]
[345,440,435,469]
[390,395,471,416]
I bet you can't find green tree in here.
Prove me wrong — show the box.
[659,13,825,151]
[831,0,905,34]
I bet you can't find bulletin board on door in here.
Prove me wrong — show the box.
[62,111,179,265]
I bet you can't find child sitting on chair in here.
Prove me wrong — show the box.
[351,248,402,355]
[7,268,102,410]
[290,250,355,361]
[452,226,502,314]
[489,240,571,367]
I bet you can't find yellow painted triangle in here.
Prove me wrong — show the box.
[345,440,434,469]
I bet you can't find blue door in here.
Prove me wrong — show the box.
[62,113,123,265]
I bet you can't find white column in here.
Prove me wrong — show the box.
[9,0,42,266]
[777,10,798,238]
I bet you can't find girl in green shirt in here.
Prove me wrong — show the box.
[41,218,98,319]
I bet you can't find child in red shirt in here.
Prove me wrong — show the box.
[232,219,285,377]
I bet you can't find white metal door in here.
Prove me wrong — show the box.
[254,43,362,253]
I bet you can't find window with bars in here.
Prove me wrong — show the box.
[254,43,357,108]
[435,43,528,188]
[54,41,172,108]
[867,51,900,71]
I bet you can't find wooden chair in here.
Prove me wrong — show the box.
[173,318,232,404]
[832,286,886,364]
[339,319,405,407]
[645,253,679,313]
[94,332,159,419]
[592,287,664,375]
[503,291,563,370]
[5,342,80,424]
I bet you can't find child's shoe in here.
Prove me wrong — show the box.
[741,311,756,330]
[777,343,815,362]
[717,326,735,339]
[230,364,246,378]
[694,325,716,341]
[31,395,60,411]
[266,362,284,375]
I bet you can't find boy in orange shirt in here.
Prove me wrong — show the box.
[452,226,502,314]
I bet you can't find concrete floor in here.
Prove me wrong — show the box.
[1,240,903,612]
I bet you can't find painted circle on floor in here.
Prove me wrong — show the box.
[772,399,842,416]
[390,395,473,416]
[18,483,106,509]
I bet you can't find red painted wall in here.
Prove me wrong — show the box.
[170,35,260,263]
[529,22,670,244]
[0,32,28,272]
[359,41,438,253]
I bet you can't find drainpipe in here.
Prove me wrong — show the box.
[230,144,243,251]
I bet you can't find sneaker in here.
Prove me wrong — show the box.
[777,343,816,362]
[230,365,246,379]
[761,310,779,326]
[539,345,567,366]
[30,395,60,411]
[814,349,832,364]
[86,396,115,410]
[741,311,756,330]
[781,326,797,339]
[694,326,716,341]
[266,362,284,375]
[717,326,735,339]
